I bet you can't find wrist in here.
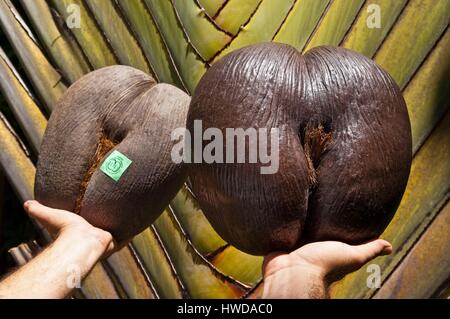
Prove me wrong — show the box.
[59,226,113,257]
[263,265,327,299]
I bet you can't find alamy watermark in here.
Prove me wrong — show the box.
[171,120,280,175]
[66,264,81,289]
[366,263,381,289]
[367,4,381,29]
[66,4,81,29]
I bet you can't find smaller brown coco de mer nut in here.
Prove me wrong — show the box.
[35,65,190,243]
[187,43,412,256]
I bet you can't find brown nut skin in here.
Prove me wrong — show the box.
[187,43,412,256]
[35,65,190,243]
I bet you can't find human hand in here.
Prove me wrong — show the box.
[262,239,392,298]
[0,201,118,298]
[24,200,116,258]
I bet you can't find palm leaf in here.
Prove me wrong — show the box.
[49,0,117,69]
[132,227,187,298]
[373,0,450,88]
[0,46,46,153]
[104,246,157,299]
[116,0,185,88]
[153,209,247,298]
[171,0,232,61]
[303,0,365,50]
[0,0,66,111]
[373,200,450,298]
[341,0,409,57]
[198,0,226,18]
[273,0,330,49]
[83,0,152,75]
[19,0,90,83]
[144,0,207,93]
[169,186,226,254]
[0,111,35,202]
[212,0,296,62]
[213,0,262,35]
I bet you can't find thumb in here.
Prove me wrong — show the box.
[351,239,392,266]
[24,200,70,230]
[324,239,392,283]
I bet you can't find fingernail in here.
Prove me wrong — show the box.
[382,245,392,255]
[24,200,36,209]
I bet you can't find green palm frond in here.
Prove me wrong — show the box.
[0,0,448,299]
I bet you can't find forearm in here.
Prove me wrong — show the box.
[0,233,106,299]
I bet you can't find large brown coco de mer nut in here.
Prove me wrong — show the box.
[35,65,190,243]
[187,43,412,256]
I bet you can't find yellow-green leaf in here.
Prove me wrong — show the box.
[342,0,408,57]
[374,199,450,299]
[210,246,262,286]
[404,26,450,152]
[170,188,262,286]
[117,0,185,88]
[170,186,226,255]
[214,0,262,35]
[106,246,157,299]
[171,0,231,61]
[144,0,207,93]
[0,0,67,111]
[0,47,46,153]
[132,228,186,298]
[213,0,295,62]
[81,264,121,299]
[304,0,365,51]
[0,112,35,201]
[49,0,118,69]
[273,0,330,50]
[374,0,450,88]
[84,0,151,74]
[153,210,248,298]
[19,0,90,83]
[198,0,226,18]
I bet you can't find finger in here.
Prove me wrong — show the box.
[24,200,69,230]
[102,238,122,259]
[350,239,392,266]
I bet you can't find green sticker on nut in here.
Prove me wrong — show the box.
[100,150,132,182]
